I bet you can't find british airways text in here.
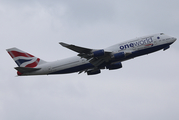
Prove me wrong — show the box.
[119,37,153,50]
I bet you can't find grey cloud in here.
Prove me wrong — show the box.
[0,0,179,120]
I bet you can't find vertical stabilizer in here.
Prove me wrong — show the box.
[6,47,46,68]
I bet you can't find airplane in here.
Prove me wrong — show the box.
[6,33,176,76]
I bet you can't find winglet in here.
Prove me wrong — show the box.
[59,42,69,47]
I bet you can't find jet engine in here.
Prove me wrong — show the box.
[87,69,101,75]
[112,52,125,59]
[112,52,131,59]
[106,62,122,70]
[92,49,105,57]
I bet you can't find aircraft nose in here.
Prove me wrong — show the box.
[172,37,177,42]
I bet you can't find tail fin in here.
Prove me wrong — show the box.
[6,47,46,68]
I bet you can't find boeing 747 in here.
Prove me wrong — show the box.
[7,33,176,76]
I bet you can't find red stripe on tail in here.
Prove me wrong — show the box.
[25,58,40,68]
[8,51,34,58]
[17,71,22,76]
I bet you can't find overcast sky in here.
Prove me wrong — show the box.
[0,0,179,120]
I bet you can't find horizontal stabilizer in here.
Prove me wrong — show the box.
[14,67,41,73]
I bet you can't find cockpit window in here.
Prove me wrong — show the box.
[160,33,164,35]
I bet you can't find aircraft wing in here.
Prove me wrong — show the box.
[59,42,112,67]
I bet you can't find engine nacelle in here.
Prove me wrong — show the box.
[106,62,122,70]
[92,49,105,57]
[112,52,125,59]
[87,69,101,75]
